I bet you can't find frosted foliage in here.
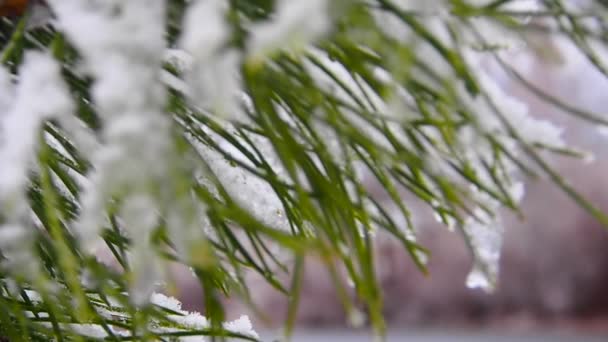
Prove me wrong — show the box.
[0,53,72,207]
[0,0,590,324]
[462,54,565,149]
[0,53,73,276]
[48,0,170,239]
[28,291,257,340]
[373,0,562,291]
[47,1,179,302]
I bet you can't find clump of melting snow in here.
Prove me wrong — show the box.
[463,207,504,291]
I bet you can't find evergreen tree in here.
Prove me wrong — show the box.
[0,0,607,340]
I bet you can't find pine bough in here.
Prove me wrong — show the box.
[0,0,607,340]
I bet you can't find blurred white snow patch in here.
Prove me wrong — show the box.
[49,1,166,74]
[509,182,526,203]
[165,49,195,73]
[122,195,164,306]
[391,0,444,11]
[180,0,245,121]
[190,50,243,120]
[0,52,72,277]
[181,0,229,61]
[248,0,330,58]
[48,1,183,305]
[161,69,191,95]
[36,323,119,339]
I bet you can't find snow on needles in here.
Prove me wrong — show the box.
[152,292,259,341]
[49,0,175,304]
[25,291,258,340]
[0,0,588,318]
[0,53,73,277]
[373,0,561,291]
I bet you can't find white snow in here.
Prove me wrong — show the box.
[180,0,243,120]
[0,52,73,277]
[247,0,330,59]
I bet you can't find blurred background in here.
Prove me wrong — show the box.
[171,37,608,341]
